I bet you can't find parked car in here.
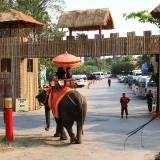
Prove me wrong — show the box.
[72,75,87,87]
[118,76,125,83]
[91,72,105,79]
[87,74,96,80]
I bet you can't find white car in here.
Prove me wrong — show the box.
[72,75,88,87]
[73,77,85,87]
[91,72,105,79]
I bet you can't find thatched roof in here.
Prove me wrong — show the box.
[57,8,114,31]
[0,9,45,29]
[150,4,160,19]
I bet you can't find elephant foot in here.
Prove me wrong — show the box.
[70,136,77,143]
[54,133,61,137]
[75,139,82,144]
[45,127,50,131]
[60,135,68,140]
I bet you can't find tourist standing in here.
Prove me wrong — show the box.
[120,93,130,118]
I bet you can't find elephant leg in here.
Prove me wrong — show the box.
[44,104,50,131]
[76,121,83,144]
[60,127,68,140]
[63,121,77,143]
[53,117,61,137]
[55,118,68,140]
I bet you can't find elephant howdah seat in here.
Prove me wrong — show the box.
[48,86,71,118]
[51,77,76,90]
[46,78,77,118]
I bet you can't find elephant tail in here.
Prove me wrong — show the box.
[77,95,84,136]
[80,96,86,136]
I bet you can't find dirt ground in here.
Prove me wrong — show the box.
[0,77,160,160]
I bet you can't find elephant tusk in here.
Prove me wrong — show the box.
[67,94,77,106]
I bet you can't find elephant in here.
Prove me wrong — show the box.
[36,88,87,144]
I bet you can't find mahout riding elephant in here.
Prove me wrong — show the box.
[36,88,87,144]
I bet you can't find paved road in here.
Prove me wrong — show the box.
[0,76,160,160]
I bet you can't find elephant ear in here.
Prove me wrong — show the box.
[43,88,49,94]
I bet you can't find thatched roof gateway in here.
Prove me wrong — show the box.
[0,9,45,29]
[150,4,160,19]
[57,8,114,35]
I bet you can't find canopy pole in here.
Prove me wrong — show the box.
[99,25,102,35]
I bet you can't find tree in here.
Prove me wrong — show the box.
[84,57,107,71]
[0,0,14,12]
[123,10,160,28]
[75,33,86,40]
[111,62,135,75]
[121,56,133,62]
[72,64,98,76]
[38,58,57,81]
[15,0,66,38]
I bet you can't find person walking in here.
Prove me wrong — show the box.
[120,93,130,118]
[146,90,153,113]
[108,78,111,87]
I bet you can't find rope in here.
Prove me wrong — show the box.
[124,113,160,150]
[67,90,84,106]
[67,94,77,106]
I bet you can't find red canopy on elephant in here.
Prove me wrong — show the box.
[52,52,81,68]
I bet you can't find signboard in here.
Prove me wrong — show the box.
[15,98,28,112]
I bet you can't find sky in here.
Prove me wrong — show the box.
[62,0,160,38]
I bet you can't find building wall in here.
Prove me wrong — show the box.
[20,58,39,111]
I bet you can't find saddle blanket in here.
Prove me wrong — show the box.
[48,87,71,118]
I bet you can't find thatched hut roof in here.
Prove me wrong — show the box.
[150,4,160,19]
[57,8,114,31]
[0,9,45,29]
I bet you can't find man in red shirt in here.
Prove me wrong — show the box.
[120,93,130,118]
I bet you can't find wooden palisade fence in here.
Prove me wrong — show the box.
[0,30,159,111]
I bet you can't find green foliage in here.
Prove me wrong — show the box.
[0,0,14,12]
[84,57,107,70]
[75,33,86,40]
[38,58,57,81]
[123,10,160,28]
[111,62,135,75]
[150,72,158,85]
[72,64,98,76]
[105,57,112,65]
[136,55,151,69]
